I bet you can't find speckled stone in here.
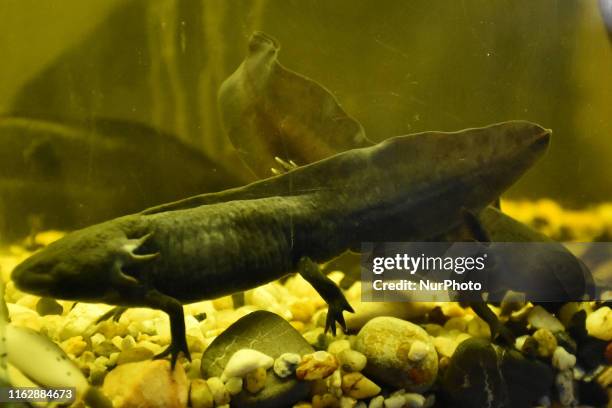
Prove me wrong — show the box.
[555,370,576,406]
[202,311,313,408]
[354,317,438,392]
[273,353,301,378]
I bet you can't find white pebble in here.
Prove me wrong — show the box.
[369,395,384,408]
[408,341,429,362]
[314,350,332,361]
[403,393,426,408]
[552,347,576,371]
[328,339,351,355]
[221,349,274,381]
[585,306,612,341]
[338,349,367,372]
[384,394,406,408]
[273,353,301,378]
[528,306,564,332]
[225,377,243,395]
[514,335,529,350]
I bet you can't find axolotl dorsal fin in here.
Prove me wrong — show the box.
[142,120,549,216]
[141,144,371,215]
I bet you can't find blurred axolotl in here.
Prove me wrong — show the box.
[11,121,550,366]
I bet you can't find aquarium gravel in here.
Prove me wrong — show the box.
[0,200,611,407]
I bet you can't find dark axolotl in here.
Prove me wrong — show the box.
[11,121,550,366]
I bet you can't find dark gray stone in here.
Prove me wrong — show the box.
[201,311,313,408]
[36,297,63,316]
[442,338,553,408]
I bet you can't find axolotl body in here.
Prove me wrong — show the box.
[11,121,550,365]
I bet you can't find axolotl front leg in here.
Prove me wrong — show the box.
[144,289,191,365]
[103,246,353,367]
[149,256,354,366]
[107,287,191,367]
[101,233,191,367]
[135,258,352,367]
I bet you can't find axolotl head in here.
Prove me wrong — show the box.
[11,218,155,302]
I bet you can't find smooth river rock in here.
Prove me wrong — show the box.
[201,311,313,408]
[353,316,438,392]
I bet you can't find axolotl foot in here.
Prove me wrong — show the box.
[298,256,355,336]
[143,289,192,368]
[154,337,191,368]
[325,296,355,335]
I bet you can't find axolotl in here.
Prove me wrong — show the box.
[11,121,550,366]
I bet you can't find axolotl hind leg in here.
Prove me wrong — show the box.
[298,257,354,335]
[459,209,516,346]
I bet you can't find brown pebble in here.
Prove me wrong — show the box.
[296,351,339,380]
[340,372,381,399]
[605,342,612,365]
